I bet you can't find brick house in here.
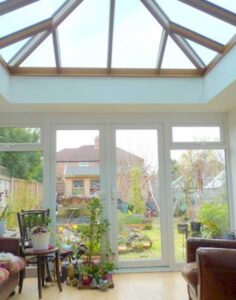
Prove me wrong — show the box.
[56,138,152,203]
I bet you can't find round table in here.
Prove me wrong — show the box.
[23,247,62,299]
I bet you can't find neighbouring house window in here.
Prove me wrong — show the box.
[72,180,84,196]
[79,162,89,167]
[90,179,100,196]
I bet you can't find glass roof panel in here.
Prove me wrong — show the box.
[186,40,218,65]
[162,36,196,69]
[20,35,55,67]
[59,0,109,68]
[155,0,236,44]
[0,38,30,63]
[112,0,162,68]
[0,0,65,38]
[207,0,236,13]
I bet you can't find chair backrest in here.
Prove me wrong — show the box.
[17,209,50,249]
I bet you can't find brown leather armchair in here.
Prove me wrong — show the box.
[182,237,236,300]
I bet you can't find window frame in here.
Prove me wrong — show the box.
[170,123,225,150]
[0,125,43,152]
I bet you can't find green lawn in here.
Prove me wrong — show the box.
[119,218,187,262]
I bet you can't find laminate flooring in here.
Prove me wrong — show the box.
[13,272,188,300]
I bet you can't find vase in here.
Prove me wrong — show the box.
[31,232,51,251]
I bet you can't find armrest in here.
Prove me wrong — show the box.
[0,237,20,256]
[197,248,236,300]
[186,237,236,262]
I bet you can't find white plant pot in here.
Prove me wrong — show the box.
[0,221,5,236]
[31,232,51,251]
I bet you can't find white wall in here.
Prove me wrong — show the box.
[9,76,204,104]
[204,44,236,101]
[0,64,10,102]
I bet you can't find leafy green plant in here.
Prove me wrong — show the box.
[102,261,117,273]
[0,205,10,222]
[197,202,229,238]
[78,198,109,266]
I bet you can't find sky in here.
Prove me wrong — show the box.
[57,129,159,170]
[0,0,236,68]
[56,127,221,171]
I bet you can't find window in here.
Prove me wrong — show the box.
[90,179,100,196]
[72,180,84,196]
[0,151,43,229]
[79,162,89,167]
[171,124,228,263]
[72,180,84,188]
[0,127,41,144]
[172,126,221,143]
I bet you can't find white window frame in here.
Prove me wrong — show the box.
[169,122,233,265]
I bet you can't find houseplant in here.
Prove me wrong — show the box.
[31,225,51,251]
[66,197,116,290]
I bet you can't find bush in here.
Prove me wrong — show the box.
[197,202,229,238]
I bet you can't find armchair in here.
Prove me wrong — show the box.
[182,238,236,300]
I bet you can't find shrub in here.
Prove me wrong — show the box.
[197,202,229,238]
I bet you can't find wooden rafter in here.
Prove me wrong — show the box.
[0,0,39,16]
[52,0,84,27]
[170,22,224,53]
[156,29,168,70]
[140,0,205,70]
[179,0,236,26]
[8,0,85,67]
[8,67,202,77]
[9,32,49,66]
[0,18,52,49]
[171,34,205,70]
[52,30,61,69]
[107,0,115,70]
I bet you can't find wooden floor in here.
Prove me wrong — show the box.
[12,272,188,300]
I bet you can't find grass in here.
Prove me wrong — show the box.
[119,218,187,262]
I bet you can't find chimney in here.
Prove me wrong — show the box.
[94,136,99,150]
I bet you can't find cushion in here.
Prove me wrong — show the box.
[0,267,9,283]
[182,262,198,288]
[8,257,26,275]
[0,252,26,275]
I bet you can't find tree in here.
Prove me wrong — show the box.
[129,167,145,214]
[0,128,43,182]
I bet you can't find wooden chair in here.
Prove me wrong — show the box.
[17,209,53,284]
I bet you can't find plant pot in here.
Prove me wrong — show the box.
[177,223,188,234]
[190,221,201,233]
[82,275,92,286]
[31,231,51,251]
[0,221,5,236]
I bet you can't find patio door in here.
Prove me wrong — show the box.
[54,127,107,246]
[110,126,168,268]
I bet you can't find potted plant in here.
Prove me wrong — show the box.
[78,197,109,266]
[190,220,201,233]
[31,225,51,251]
[102,261,117,281]
[177,214,189,234]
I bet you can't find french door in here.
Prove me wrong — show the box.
[110,125,169,268]
[53,124,169,268]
